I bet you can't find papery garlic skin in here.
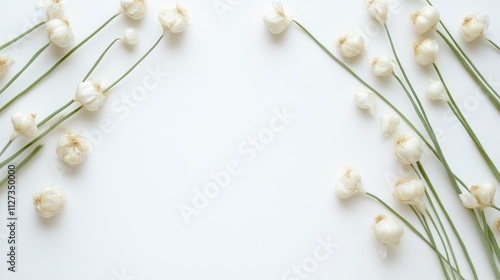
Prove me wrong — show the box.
[395,135,423,164]
[366,0,389,24]
[413,38,439,65]
[75,81,106,111]
[380,115,400,137]
[459,182,496,210]
[120,28,138,45]
[411,6,440,34]
[56,131,90,167]
[120,0,147,20]
[373,214,404,247]
[335,167,365,198]
[460,14,489,42]
[426,79,449,102]
[354,86,376,112]
[337,32,365,58]
[45,18,74,48]
[33,187,65,218]
[42,0,65,21]
[0,55,14,77]
[10,112,38,140]
[158,4,190,34]
[370,56,394,76]
[263,0,291,35]
[394,178,426,212]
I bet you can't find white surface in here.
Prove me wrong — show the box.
[0,0,499,279]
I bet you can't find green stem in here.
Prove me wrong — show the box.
[0,106,82,169]
[486,221,500,263]
[487,39,500,52]
[37,100,75,128]
[0,43,50,95]
[105,34,164,93]
[0,22,45,51]
[0,13,121,114]
[83,38,120,82]
[0,145,44,187]
[422,210,452,280]
[480,211,500,276]
[0,140,13,159]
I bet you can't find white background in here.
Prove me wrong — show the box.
[0,0,499,279]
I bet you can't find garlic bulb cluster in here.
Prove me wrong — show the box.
[33,187,65,218]
[370,56,394,76]
[354,86,376,112]
[120,28,138,45]
[10,112,38,140]
[120,0,147,20]
[426,79,449,102]
[335,167,365,198]
[366,0,389,24]
[337,32,365,58]
[263,0,291,35]
[373,214,404,247]
[459,182,496,210]
[411,6,440,34]
[158,3,190,34]
[56,131,90,167]
[41,0,65,21]
[75,81,107,111]
[395,134,423,164]
[0,55,14,78]
[413,38,439,65]
[379,115,400,137]
[394,178,426,213]
[460,14,489,42]
[45,18,74,48]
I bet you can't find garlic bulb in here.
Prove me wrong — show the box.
[373,214,404,247]
[263,0,291,35]
[10,112,38,140]
[395,134,423,164]
[366,0,389,24]
[0,55,14,78]
[354,86,376,112]
[460,14,489,42]
[413,38,439,65]
[337,32,365,58]
[120,28,138,45]
[394,178,426,213]
[158,4,190,34]
[426,79,449,102]
[370,56,394,76]
[335,167,365,198]
[411,6,440,34]
[45,18,74,48]
[33,187,65,218]
[74,81,107,111]
[120,0,146,20]
[56,131,90,167]
[379,115,400,137]
[459,182,496,210]
[41,0,65,21]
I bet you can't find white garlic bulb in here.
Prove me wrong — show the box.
[413,38,439,65]
[426,79,449,102]
[373,214,404,247]
[263,0,291,35]
[120,28,138,45]
[394,178,426,213]
[0,55,14,78]
[56,131,90,167]
[337,32,365,58]
[395,134,423,164]
[41,0,65,21]
[75,81,107,111]
[354,86,376,112]
[335,167,365,198]
[33,187,65,218]
[370,56,394,76]
[120,0,147,20]
[366,0,389,24]
[411,6,440,34]
[460,14,489,42]
[158,4,190,34]
[10,112,38,140]
[459,182,496,210]
[45,18,74,48]
[379,115,400,137]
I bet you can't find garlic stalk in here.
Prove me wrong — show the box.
[0,22,46,51]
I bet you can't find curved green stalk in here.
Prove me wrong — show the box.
[0,22,45,51]
[487,39,500,52]
[37,100,75,128]
[0,140,13,159]
[423,210,452,279]
[0,145,44,187]
[83,38,120,82]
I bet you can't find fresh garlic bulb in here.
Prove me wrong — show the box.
[56,131,91,167]
[33,187,65,218]
[337,32,365,58]
[394,134,423,164]
[263,0,291,34]
[413,38,439,65]
[335,167,365,198]
[158,3,190,34]
[45,18,74,48]
[10,112,38,140]
[74,81,107,111]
